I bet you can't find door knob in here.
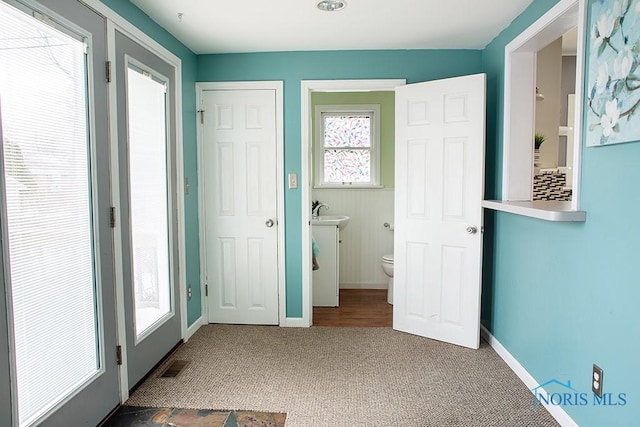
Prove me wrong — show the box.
[466,225,478,234]
[265,219,275,228]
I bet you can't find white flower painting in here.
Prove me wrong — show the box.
[587,0,640,146]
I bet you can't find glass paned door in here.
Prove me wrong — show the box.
[126,64,172,339]
[0,1,119,425]
[115,29,181,389]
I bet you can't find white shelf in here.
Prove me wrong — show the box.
[482,200,586,222]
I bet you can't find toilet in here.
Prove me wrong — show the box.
[381,254,394,305]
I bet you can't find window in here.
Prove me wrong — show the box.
[0,3,101,424]
[483,0,587,221]
[314,104,380,187]
[126,63,173,340]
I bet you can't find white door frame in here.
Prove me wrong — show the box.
[502,0,585,207]
[300,79,406,327]
[196,81,286,326]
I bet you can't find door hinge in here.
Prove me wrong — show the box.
[110,206,116,228]
[205,284,208,297]
[106,61,112,83]
[116,345,123,365]
[197,109,205,124]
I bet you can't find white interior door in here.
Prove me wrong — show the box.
[202,89,279,325]
[394,74,486,349]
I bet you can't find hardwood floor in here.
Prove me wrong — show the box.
[312,289,392,327]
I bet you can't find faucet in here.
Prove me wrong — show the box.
[312,202,329,218]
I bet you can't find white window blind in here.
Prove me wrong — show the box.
[126,64,173,339]
[0,4,100,425]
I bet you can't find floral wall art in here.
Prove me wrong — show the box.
[587,0,640,146]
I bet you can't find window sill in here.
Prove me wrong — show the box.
[482,200,586,222]
[314,185,385,190]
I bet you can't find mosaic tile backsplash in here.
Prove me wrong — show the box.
[533,170,572,201]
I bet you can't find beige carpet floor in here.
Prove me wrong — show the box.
[126,325,559,427]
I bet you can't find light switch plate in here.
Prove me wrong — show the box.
[288,173,298,189]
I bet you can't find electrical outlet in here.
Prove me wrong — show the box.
[592,364,603,398]
[187,284,192,301]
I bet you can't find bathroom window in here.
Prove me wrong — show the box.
[314,104,380,187]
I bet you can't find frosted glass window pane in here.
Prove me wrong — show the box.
[126,66,172,338]
[0,4,99,426]
[324,150,371,183]
[323,115,371,147]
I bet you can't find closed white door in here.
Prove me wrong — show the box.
[394,74,486,349]
[202,89,279,325]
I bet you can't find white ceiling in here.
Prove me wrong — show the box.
[130,0,536,55]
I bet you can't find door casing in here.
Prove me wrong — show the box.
[196,81,286,326]
[300,79,406,327]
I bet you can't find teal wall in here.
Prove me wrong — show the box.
[311,91,395,187]
[99,0,202,325]
[99,7,640,423]
[482,0,639,424]
[197,50,483,316]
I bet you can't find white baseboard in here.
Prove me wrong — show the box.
[281,317,311,327]
[186,316,205,340]
[188,316,308,330]
[480,325,578,427]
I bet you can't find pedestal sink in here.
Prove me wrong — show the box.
[311,215,350,230]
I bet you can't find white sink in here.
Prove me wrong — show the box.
[311,215,350,230]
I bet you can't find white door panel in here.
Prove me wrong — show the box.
[203,90,278,325]
[394,74,485,349]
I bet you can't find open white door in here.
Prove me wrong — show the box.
[394,74,486,349]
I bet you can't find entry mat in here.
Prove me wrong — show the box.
[103,405,287,427]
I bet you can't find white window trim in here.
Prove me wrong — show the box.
[314,104,381,188]
[483,0,587,221]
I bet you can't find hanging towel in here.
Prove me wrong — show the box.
[312,235,320,271]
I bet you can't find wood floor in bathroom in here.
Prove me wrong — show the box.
[313,289,392,327]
